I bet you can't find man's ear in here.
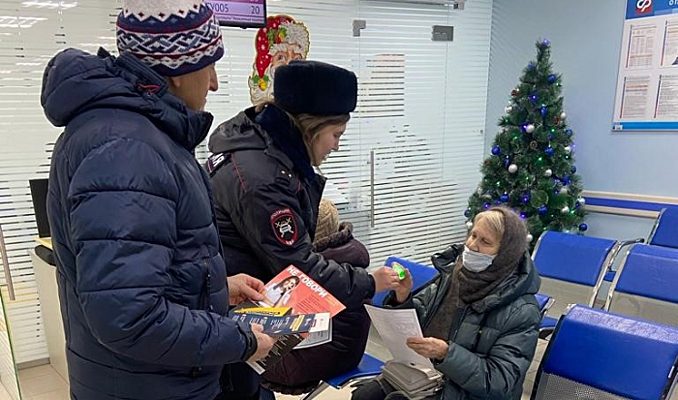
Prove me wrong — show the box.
[167,75,182,89]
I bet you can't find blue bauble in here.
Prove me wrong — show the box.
[571,165,577,173]
[500,193,509,202]
[540,106,548,118]
[547,74,557,84]
[491,145,501,156]
[527,62,536,70]
[541,39,551,48]
[521,193,531,204]
[464,208,471,218]
[520,211,528,219]
[503,156,510,168]
[578,223,588,232]
[545,146,555,157]
[483,202,491,210]
[565,128,573,136]
[561,176,571,186]
[529,93,539,104]
[538,205,548,215]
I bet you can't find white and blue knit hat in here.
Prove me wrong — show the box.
[116,0,224,76]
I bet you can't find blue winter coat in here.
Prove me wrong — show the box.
[41,48,257,400]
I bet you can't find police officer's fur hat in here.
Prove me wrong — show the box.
[274,60,357,116]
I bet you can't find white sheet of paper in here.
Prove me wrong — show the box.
[365,305,434,368]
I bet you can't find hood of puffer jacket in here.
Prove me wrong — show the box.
[41,47,212,150]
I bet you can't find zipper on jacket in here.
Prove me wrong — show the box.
[449,305,469,343]
[200,259,213,311]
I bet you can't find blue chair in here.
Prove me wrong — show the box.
[372,256,439,307]
[532,305,678,400]
[648,206,678,249]
[604,243,678,327]
[303,257,439,399]
[534,293,554,339]
[532,231,618,333]
[535,293,554,318]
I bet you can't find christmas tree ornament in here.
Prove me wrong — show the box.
[565,128,573,136]
[466,221,474,229]
[540,105,548,118]
[500,193,510,202]
[483,202,491,210]
[527,62,536,70]
[526,233,534,242]
[476,187,483,195]
[547,74,557,84]
[508,164,518,173]
[491,145,501,155]
[511,87,520,96]
[561,206,570,214]
[464,208,471,218]
[564,145,572,153]
[530,141,538,150]
[560,112,567,119]
[561,176,571,186]
[538,205,548,215]
[525,124,535,133]
[520,211,528,219]
[504,105,513,113]
[541,38,551,48]
[571,165,577,173]
[521,193,531,204]
[577,197,585,205]
[529,93,539,104]
[544,168,553,177]
[545,146,555,156]
[559,186,569,195]
[578,223,588,232]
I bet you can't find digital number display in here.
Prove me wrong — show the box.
[205,0,266,28]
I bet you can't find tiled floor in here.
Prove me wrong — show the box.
[8,339,548,400]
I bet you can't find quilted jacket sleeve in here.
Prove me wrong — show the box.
[228,176,375,310]
[67,138,254,366]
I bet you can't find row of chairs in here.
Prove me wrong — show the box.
[308,305,678,400]
[304,209,678,399]
[533,230,678,332]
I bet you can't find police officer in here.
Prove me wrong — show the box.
[208,60,400,398]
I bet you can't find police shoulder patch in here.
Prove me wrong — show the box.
[270,208,298,246]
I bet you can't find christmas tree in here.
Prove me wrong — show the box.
[465,39,586,246]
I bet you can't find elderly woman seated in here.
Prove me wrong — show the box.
[353,206,542,400]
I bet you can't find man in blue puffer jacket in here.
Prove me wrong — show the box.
[40,1,275,399]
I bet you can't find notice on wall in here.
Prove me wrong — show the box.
[613,1,678,131]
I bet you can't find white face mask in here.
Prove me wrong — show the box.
[462,245,496,273]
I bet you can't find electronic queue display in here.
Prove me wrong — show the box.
[205,0,266,28]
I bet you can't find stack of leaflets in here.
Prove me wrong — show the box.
[232,265,345,374]
[381,360,443,399]
[363,305,443,399]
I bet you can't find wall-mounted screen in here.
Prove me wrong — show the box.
[205,0,266,28]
